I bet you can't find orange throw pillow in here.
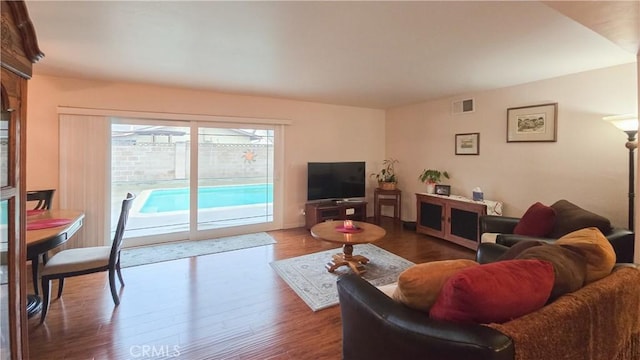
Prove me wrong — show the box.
[556,227,616,283]
[392,259,479,312]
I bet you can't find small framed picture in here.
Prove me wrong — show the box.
[455,132,480,155]
[435,185,451,196]
[507,103,557,142]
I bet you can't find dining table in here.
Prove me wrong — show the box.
[26,209,85,317]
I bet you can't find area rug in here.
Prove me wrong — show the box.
[270,244,414,311]
[120,232,276,268]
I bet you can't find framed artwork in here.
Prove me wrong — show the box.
[455,132,479,155]
[507,103,557,142]
[435,185,451,196]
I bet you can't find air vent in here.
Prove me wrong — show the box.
[452,98,475,114]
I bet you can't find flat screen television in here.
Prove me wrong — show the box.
[307,161,366,201]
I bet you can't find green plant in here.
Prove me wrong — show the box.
[418,169,450,184]
[371,158,399,183]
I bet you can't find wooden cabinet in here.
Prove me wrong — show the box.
[416,193,487,250]
[1,1,43,358]
[305,201,367,230]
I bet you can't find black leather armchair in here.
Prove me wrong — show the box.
[479,215,635,263]
[336,244,515,360]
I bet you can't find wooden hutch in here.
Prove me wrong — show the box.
[1,0,44,358]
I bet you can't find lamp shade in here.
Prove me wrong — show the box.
[603,114,639,132]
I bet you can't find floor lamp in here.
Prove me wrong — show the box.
[604,114,639,231]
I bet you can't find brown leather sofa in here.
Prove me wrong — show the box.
[336,243,640,360]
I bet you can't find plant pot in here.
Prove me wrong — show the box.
[379,181,397,190]
[425,183,436,194]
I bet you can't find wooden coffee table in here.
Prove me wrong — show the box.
[310,220,386,275]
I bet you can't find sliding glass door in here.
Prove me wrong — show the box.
[196,126,274,233]
[111,119,279,246]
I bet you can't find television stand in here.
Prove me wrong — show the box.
[305,201,367,230]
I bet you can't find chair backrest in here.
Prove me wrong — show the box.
[110,193,136,265]
[26,189,55,210]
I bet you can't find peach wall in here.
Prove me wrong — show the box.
[387,63,637,230]
[26,75,386,228]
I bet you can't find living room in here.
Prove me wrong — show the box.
[4,0,640,359]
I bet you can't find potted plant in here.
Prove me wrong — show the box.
[371,158,399,190]
[418,169,450,194]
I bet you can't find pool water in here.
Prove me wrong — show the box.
[139,184,273,213]
[0,200,6,225]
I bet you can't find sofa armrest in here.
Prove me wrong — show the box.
[337,273,514,360]
[606,228,635,263]
[480,215,519,235]
[476,243,509,264]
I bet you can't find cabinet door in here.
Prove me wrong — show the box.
[416,195,445,238]
[446,201,486,249]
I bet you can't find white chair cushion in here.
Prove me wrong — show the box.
[481,232,499,244]
[41,246,111,276]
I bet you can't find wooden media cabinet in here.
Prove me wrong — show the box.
[305,201,367,230]
[416,193,501,250]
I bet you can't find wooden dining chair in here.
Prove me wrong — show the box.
[39,193,136,323]
[26,189,56,295]
[26,189,55,210]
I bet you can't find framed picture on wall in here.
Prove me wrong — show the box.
[455,132,479,155]
[507,103,558,142]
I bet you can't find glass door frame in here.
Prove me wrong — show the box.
[112,118,284,247]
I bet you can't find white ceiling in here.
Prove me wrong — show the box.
[25,1,638,109]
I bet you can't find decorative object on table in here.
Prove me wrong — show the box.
[418,169,450,194]
[603,113,638,231]
[336,220,363,233]
[26,218,72,230]
[507,103,558,142]
[455,132,480,155]
[270,243,414,311]
[435,185,451,196]
[472,187,484,201]
[371,158,399,190]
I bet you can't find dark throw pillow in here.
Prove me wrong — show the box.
[515,243,587,301]
[498,240,544,261]
[514,202,556,237]
[429,259,554,324]
[548,200,612,238]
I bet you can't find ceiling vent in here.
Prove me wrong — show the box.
[452,98,475,114]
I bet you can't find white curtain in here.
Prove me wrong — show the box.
[59,114,110,248]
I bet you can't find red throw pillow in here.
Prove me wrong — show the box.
[513,202,556,237]
[429,259,554,324]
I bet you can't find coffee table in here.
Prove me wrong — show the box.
[310,220,386,275]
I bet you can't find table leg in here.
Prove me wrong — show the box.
[26,294,42,318]
[31,256,39,296]
[325,244,370,275]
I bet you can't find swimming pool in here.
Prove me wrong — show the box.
[138,184,273,214]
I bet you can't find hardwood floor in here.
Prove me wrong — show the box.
[27,218,474,359]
